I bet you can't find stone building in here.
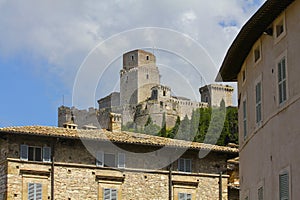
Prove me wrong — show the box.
[217,0,299,199]
[94,49,233,130]
[199,84,234,107]
[0,125,238,200]
[58,106,100,130]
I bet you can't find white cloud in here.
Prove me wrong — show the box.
[0,0,265,108]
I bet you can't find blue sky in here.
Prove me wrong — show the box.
[0,0,265,127]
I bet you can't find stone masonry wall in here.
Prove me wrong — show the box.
[6,160,229,200]
[4,134,235,199]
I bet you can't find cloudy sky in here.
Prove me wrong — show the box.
[0,0,265,127]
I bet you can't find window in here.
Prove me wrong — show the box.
[96,151,125,168]
[104,153,116,167]
[256,82,262,124]
[279,172,289,200]
[20,145,51,162]
[276,19,284,38]
[274,13,286,43]
[28,183,42,200]
[103,188,117,200]
[131,55,134,61]
[118,153,125,168]
[146,74,149,79]
[146,55,149,60]
[242,69,246,82]
[178,158,191,173]
[278,57,287,104]
[258,186,263,200]
[178,193,192,200]
[254,45,261,63]
[243,100,247,139]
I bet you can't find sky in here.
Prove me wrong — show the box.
[0,0,266,127]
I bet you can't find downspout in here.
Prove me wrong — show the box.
[168,163,172,200]
[219,171,222,200]
[51,138,57,200]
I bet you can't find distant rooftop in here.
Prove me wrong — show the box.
[0,126,238,154]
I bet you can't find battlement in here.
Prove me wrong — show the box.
[199,84,234,107]
[123,49,156,71]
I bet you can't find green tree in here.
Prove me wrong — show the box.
[177,115,192,141]
[168,116,180,139]
[144,115,161,135]
[158,113,167,137]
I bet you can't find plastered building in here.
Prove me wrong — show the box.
[0,125,238,200]
[217,0,299,199]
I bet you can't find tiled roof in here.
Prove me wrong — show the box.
[0,126,238,154]
[217,0,295,82]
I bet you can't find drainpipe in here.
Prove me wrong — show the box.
[51,138,57,200]
[168,163,173,200]
[219,171,222,200]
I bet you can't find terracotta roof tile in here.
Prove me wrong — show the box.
[0,126,238,154]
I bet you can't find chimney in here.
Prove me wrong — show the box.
[109,113,122,132]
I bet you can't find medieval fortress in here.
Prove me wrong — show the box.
[58,49,234,130]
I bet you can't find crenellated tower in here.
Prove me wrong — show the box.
[120,49,160,106]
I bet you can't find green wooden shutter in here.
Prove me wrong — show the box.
[279,172,289,200]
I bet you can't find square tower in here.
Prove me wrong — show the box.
[120,49,160,106]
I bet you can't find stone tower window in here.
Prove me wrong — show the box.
[131,55,134,61]
[146,74,149,79]
[163,90,166,96]
[146,55,149,60]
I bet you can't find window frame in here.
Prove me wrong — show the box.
[276,51,288,106]
[279,167,290,200]
[242,96,247,140]
[253,40,262,64]
[273,12,286,44]
[96,151,126,169]
[255,75,263,126]
[20,145,51,162]
[28,182,42,200]
[178,158,192,173]
[178,192,192,200]
[103,188,118,200]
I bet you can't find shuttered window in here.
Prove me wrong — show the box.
[28,183,42,200]
[96,152,125,168]
[103,188,117,200]
[258,186,263,200]
[118,153,125,168]
[279,172,289,200]
[256,82,262,124]
[278,57,287,104]
[20,145,51,162]
[178,193,192,200]
[178,158,192,173]
[243,100,247,139]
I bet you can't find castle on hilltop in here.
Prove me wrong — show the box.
[58,49,234,130]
